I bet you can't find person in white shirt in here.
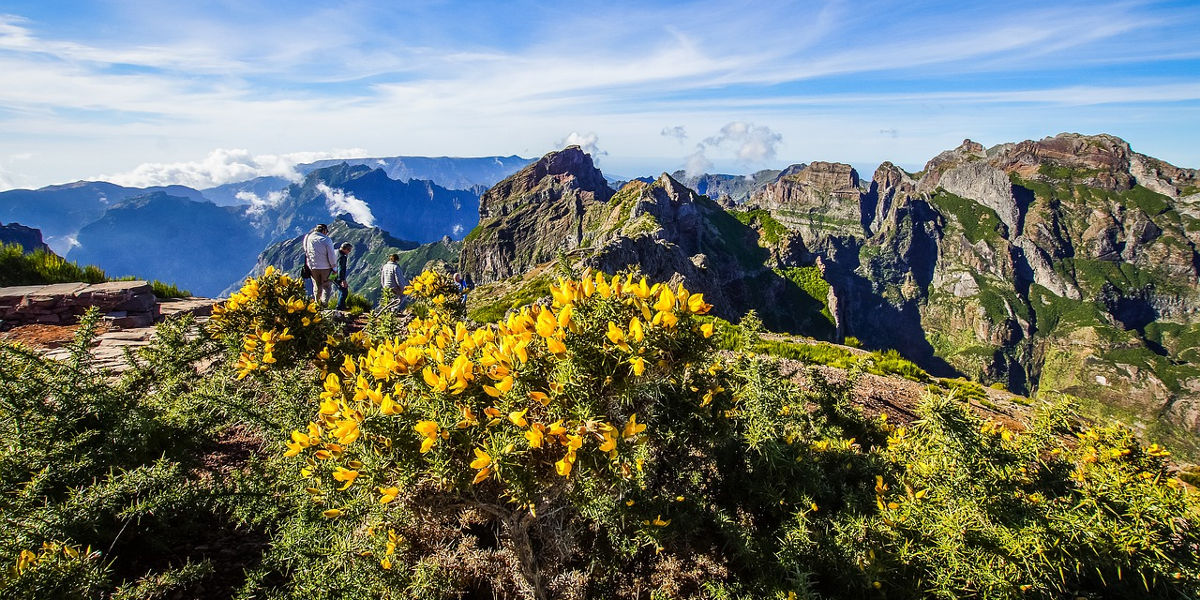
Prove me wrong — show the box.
[380,254,406,300]
[303,224,339,304]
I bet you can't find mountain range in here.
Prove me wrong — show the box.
[6,136,1200,445]
[0,156,530,295]
[456,135,1200,444]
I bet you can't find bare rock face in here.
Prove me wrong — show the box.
[478,146,610,219]
[992,133,1134,190]
[749,162,864,250]
[918,139,987,190]
[936,162,1022,235]
[866,162,919,236]
[753,161,861,214]
[1130,153,1186,197]
[462,147,615,283]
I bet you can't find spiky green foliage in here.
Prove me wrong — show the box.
[0,243,106,286]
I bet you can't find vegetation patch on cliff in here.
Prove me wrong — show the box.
[732,209,788,245]
[928,190,1006,244]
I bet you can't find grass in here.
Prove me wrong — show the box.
[732,209,788,245]
[715,329,933,383]
[0,243,107,286]
[927,190,1006,244]
[0,243,190,297]
[1036,162,1107,182]
[933,377,988,403]
[772,266,836,336]
[467,273,554,323]
[149,280,192,299]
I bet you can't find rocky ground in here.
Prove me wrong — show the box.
[1,296,219,372]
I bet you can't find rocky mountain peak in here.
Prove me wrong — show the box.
[461,147,617,283]
[992,132,1134,190]
[920,139,988,188]
[778,161,860,189]
[478,146,612,219]
[749,162,862,239]
[653,172,702,204]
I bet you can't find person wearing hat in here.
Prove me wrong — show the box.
[303,224,338,305]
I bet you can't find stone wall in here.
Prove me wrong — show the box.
[0,281,159,329]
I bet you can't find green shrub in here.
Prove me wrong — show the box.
[0,243,107,286]
[343,291,372,315]
[0,310,244,599]
[5,266,1200,600]
[149,279,191,298]
[207,266,333,379]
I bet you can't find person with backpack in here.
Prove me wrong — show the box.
[333,242,353,310]
[303,224,338,305]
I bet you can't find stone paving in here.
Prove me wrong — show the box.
[35,295,220,372]
[0,280,159,328]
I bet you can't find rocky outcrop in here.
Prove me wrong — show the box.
[462,147,614,283]
[936,162,1022,235]
[748,162,866,256]
[0,280,159,329]
[0,221,49,253]
[991,133,1135,191]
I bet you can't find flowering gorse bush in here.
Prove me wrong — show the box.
[403,269,466,321]
[208,266,330,378]
[282,269,724,594]
[7,266,1200,600]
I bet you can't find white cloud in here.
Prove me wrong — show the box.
[316,182,375,227]
[683,144,713,177]
[99,147,368,189]
[452,224,464,236]
[661,125,688,142]
[560,131,605,161]
[680,121,782,176]
[0,2,1198,185]
[703,121,782,162]
[238,189,287,217]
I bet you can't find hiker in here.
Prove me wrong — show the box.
[380,254,407,308]
[454,272,471,303]
[333,242,353,310]
[303,224,338,305]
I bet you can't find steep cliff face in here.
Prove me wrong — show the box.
[460,147,614,282]
[749,161,865,255]
[770,133,1200,433]
[462,150,836,336]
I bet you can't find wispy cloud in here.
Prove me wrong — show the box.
[0,0,1198,187]
[560,132,605,162]
[238,189,287,217]
[316,182,375,227]
[100,148,368,188]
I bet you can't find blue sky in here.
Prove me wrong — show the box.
[0,0,1198,189]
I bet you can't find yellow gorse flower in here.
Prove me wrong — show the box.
[280,269,730,512]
